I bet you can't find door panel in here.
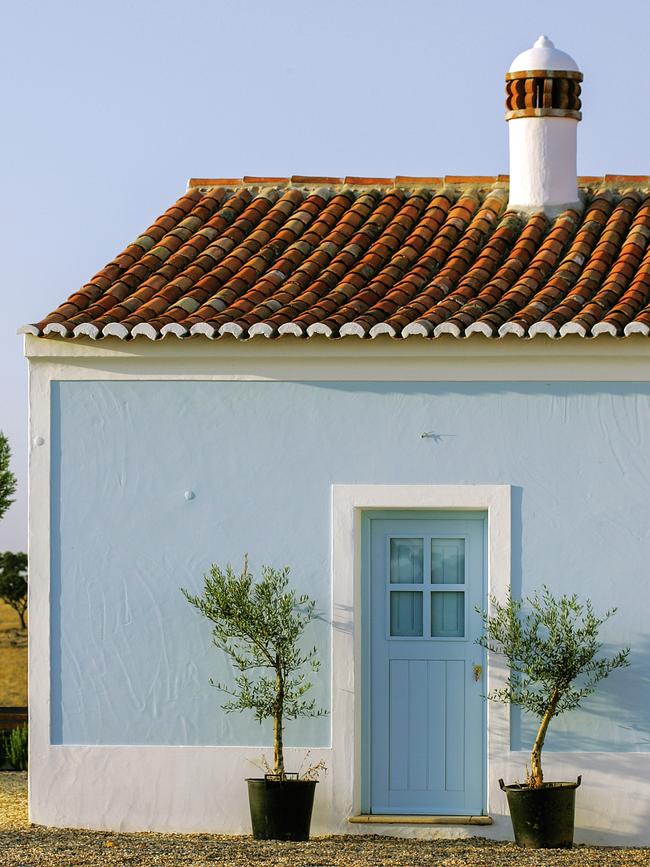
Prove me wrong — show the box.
[365,513,486,815]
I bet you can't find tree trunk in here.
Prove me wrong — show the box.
[9,602,26,630]
[530,689,559,788]
[273,668,285,778]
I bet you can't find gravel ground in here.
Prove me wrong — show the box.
[2,772,650,866]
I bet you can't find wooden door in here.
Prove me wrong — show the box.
[364,512,486,815]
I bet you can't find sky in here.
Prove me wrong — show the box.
[0,0,648,552]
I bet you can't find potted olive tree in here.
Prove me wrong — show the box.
[182,557,325,841]
[477,587,629,849]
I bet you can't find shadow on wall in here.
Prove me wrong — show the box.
[511,635,650,755]
[506,484,650,754]
[331,602,352,637]
[510,486,523,600]
[573,747,650,847]
[576,825,650,848]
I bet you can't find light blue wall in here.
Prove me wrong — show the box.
[50,380,650,750]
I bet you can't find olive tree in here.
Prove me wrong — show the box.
[183,558,325,778]
[476,587,629,788]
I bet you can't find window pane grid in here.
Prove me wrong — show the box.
[387,535,467,639]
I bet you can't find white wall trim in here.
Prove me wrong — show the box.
[23,334,650,383]
[331,484,512,823]
[28,362,52,817]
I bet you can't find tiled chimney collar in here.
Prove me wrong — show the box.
[505,36,582,122]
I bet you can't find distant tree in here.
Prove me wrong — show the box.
[0,552,28,629]
[0,432,17,521]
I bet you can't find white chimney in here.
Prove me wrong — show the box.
[506,35,582,213]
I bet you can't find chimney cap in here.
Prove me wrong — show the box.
[509,35,579,73]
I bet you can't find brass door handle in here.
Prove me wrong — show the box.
[472,663,483,682]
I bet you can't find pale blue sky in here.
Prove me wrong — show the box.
[1,0,648,551]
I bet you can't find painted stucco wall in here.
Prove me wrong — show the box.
[51,379,649,752]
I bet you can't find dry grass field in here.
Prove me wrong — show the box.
[0,600,27,707]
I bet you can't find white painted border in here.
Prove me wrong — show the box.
[23,333,650,382]
[28,360,51,822]
[331,484,511,827]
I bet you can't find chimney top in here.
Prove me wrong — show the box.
[505,36,582,214]
[509,35,579,74]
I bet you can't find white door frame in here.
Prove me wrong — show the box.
[331,484,511,818]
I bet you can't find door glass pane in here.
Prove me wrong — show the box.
[431,592,465,637]
[390,592,423,636]
[431,538,465,584]
[390,538,424,584]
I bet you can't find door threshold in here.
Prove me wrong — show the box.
[348,814,492,825]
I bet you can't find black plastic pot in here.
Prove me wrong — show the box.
[500,776,582,848]
[246,776,318,841]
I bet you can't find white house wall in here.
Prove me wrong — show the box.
[26,335,650,844]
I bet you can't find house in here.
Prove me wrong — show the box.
[21,37,650,844]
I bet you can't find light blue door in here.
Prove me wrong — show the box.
[363,511,486,815]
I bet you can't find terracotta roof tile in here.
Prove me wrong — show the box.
[23,177,650,340]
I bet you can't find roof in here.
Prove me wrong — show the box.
[21,175,650,341]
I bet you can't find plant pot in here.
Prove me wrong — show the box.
[499,776,582,849]
[246,776,318,841]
